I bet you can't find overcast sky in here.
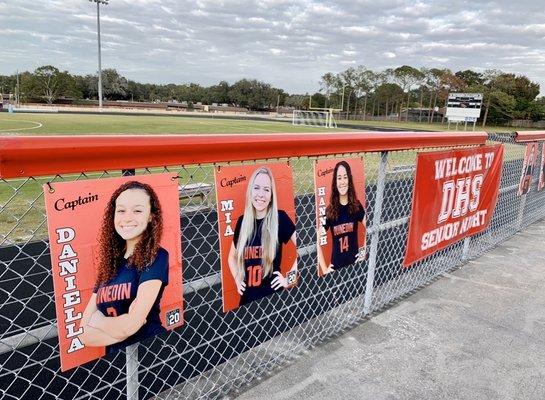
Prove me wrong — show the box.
[1,0,544,94]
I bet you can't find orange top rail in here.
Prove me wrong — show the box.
[0,131,488,179]
[515,131,545,143]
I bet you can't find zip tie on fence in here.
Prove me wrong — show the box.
[46,181,55,193]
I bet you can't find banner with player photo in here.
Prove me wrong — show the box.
[44,173,183,371]
[539,144,545,191]
[314,158,366,276]
[517,142,539,196]
[215,163,298,312]
[403,144,504,267]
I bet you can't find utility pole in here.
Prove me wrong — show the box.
[15,70,20,106]
[90,0,108,110]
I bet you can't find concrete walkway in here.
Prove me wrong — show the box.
[234,219,545,400]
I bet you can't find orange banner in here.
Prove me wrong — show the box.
[314,158,366,276]
[518,142,539,196]
[403,145,504,267]
[44,174,183,371]
[215,163,297,312]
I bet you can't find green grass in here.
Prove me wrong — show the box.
[336,118,529,133]
[0,113,341,135]
[1,112,527,136]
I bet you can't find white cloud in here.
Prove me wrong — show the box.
[0,0,544,94]
[270,48,285,55]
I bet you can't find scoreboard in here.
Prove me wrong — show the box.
[446,93,483,122]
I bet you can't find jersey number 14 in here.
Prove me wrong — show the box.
[339,236,349,253]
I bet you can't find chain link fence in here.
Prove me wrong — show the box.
[1,132,544,400]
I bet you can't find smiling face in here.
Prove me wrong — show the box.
[251,172,272,218]
[114,188,152,244]
[336,165,349,197]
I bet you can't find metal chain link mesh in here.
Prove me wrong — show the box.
[1,132,544,400]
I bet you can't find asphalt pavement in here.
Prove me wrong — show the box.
[233,218,545,400]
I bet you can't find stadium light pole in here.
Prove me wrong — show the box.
[90,0,108,110]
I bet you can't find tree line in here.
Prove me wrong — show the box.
[0,66,288,111]
[1,65,543,125]
[312,66,543,125]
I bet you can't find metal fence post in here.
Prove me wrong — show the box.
[364,151,388,315]
[462,237,471,261]
[126,344,139,400]
[517,193,527,230]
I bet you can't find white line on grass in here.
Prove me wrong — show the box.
[0,119,43,133]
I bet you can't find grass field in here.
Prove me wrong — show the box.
[0,111,525,135]
[339,118,527,133]
[0,111,523,244]
[0,112,341,135]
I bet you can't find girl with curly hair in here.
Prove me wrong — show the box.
[227,166,297,307]
[318,161,365,275]
[80,181,169,353]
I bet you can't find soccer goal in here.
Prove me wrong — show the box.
[292,109,337,128]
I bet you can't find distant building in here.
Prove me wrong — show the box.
[402,107,445,122]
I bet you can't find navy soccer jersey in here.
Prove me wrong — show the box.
[233,210,296,306]
[324,203,365,270]
[94,247,169,353]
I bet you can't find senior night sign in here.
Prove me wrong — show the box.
[403,145,503,267]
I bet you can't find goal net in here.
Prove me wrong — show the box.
[292,110,337,128]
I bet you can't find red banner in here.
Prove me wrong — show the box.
[403,145,504,267]
[215,163,297,312]
[44,174,183,371]
[518,142,539,196]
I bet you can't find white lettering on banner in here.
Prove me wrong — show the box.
[460,209,488,233]
[55,227,84,354]
[317,186,328,246]
[220,200,234,212]
[64,275,77,291]
[470,175,483,212]
[59,244,77,260]
[421,210,488,250]
[421,221,460,250]
[438,181,455,223]
[438,175,482,223]
[434,154,486,180]
[452,177,471,218]
[56,227,75,243]
[428,150,494,251]
[64,307,81,323]
[221,199,235,237]
[484,152,495,168]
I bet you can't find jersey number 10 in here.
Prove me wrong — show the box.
[246,265,263,287]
